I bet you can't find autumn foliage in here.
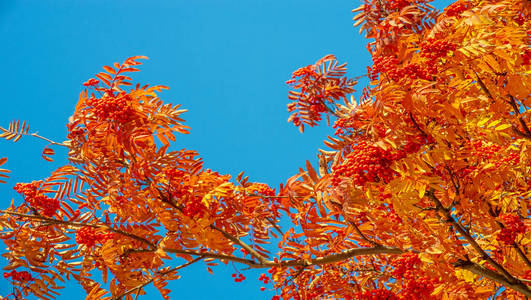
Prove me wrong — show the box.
[1,0,531,299]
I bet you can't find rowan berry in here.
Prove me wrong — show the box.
[3,270,33,282]
[420,38,457,61]
[83,78,100,87]
[353,288,398,300]
[331,141,397,187]
[87,92,136,124]
[76,226,114,248]
[14,181,60,216]
[445,1,471,17]
[496,214,526,245]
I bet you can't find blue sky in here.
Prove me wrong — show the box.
[0,0,395,299]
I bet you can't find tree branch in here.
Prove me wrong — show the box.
[454,260,531,297]
[210,224,269,264]
[164,245,403,269]
[0,210,156,249]
[112,256,204,300]
[425,191,519,283]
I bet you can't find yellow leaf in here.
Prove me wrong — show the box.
[495,124,512,131]
[488,119,501,128]
[477,116,491,127]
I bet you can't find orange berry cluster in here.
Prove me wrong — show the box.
[353,288,398,300]
[75,226,114,248]
[399,275,437,299]
[391,253,437,298]
[470,141,519,167]
[444,1,471,17]
[87,92,135,123]
[377,204,403,225]
[523,48,531,65]
[258,272,271,291]
[386,0,411,11]
[331,142,398,187]
[388,63,433,81]
[182,197,206,218]
[497,214,526,245]
[369,55,399,80]
[232,272,246,282]
[164,168,189,199]
[14,181,60,217]
[3,270,33,282]
[82,78,100,87]
[391,253,421,278]
[420,38,457,61]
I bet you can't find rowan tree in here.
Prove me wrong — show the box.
[1,0,530,299]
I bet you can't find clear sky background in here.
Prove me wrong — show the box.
[0,0,443,299]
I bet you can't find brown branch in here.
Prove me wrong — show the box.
[112,256,204,300]
[425,191,518,283]
[162,248,260,266]
[210,224,269,264]
[164,245,403,269]
[266,217,284,236]
[409,112,427,138]
[512,243,531,270]
[508,94,531,139]
[348,221,380,247]
[0,210,156,249]
[454,260,531,297]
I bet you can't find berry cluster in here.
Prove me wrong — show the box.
[75,226,114,248]
[497,214,526,245]
[232,272,246,282]
[14,181,60,217]
[444,1,471,17]
[182,197,206,218]
[164,168,189,199]
[3,270,33,282]
[391,253,421,278]
[377,203,403,225]
[258,273,270,291]
[388,63,433,81]
[470,141,501,160]
[369,56,399,80]
[87,92,135,123]
[83,78,100,87]
[470,141,519,167]
[333,118,349,135]
[420,38,457,61]
[286,56,355,130]
[386,0,412,11]
[399,275,437,299]
[523,48,531,65]
[353,288,398,300]
[400,134,433,157]
[391,253,437,298]
[331,142,398,187]
[259,273,270,284]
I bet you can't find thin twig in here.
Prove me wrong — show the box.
[27,133,68,147]
[112,256,204,300]
[0,210,156,249]
[348,221,380,247]
[210,224,269,264]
